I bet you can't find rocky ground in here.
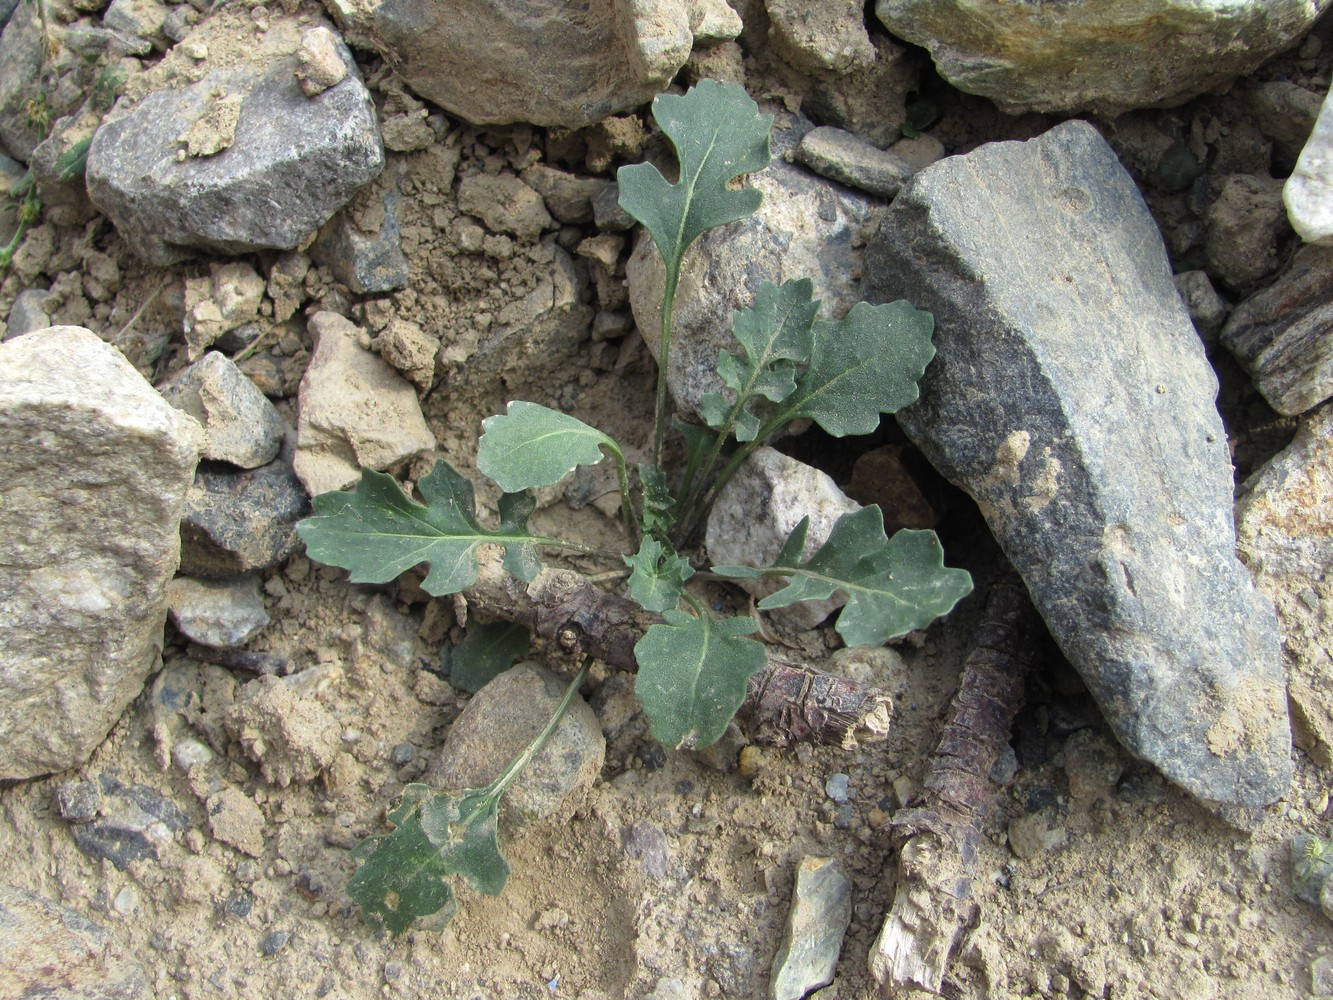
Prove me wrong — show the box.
[3,1,1333,998]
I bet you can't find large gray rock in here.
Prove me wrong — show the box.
[865,122,1292,810]
[325,0,736,128]
[86,37,383,263]
[1220,243,1333,415]
[0,327,201,780]
[627,116,878,421]
[1286,82,1333,244]
[179,453,307,578]
[873,0,1328,117]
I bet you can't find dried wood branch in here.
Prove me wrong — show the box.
[870,576,1041,995]
[462,552,890,749]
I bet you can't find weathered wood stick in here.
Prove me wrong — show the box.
[870,576,1040,995]
[463,552,890,749]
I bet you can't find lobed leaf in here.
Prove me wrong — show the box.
[779,300,936,437]
[639,463,676,539]
[617,80,773,274]
[699,278,819,441]
[295,462,541,597]
[714,507,973,647]
[346,789,458,934]
[419,789,510,897]
[624,537,694,613]
[448,622,531,694]
[477,401,619,493]
[634,610,767,750]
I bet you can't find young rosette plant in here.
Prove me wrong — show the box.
[295,79,972,934]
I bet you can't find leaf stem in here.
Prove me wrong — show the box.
[483,657,592,801]
[605,444,640,548]
[652,262,681,468]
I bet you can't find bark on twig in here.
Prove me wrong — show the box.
[463,552,890,749]
[870,576,1041,995]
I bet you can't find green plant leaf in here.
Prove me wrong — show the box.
[777,300,936,437]
[625,536,694,613]
[714,508,973,646]
[295,462,543,597]
[347,789,458,934]
[638,463,676,539]
[477,401,620,493]
[419,789,510,897]
[53,136,91,182]
[699,278,819,441]
[617,80,773,275]
[449,622,531,694]
[634,610,766,750]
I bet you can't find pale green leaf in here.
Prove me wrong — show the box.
[449,622,531,694]
[624,537,694,613]
[295,462,541,597]
[634,610,766,750]
[699,278,818,441]
[778,300,936,437]
[346,788,458,934]
[419,789,510,897]
[617,80,773,274]
[714,507,973,646]
[477,401,619,493]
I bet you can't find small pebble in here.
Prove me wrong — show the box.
[390,742,415,765]
[825,773,851,803]
[260,929,291,956]
[113,887,139,915]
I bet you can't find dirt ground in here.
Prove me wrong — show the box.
[4,5,1333,999]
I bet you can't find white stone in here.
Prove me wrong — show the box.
[293,312,436,496]
[167,574,271,648]
[706,447,861,632]
[0,327,201,779]
[1286,84,1333,245]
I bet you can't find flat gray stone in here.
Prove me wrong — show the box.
[160,351,286,469]
[5,288,54,340]
[627,117,878,422]
[312,171,409,295]
[865,121,1292,810]
[1221,243,1333,415]
[1287,82,1333,244]
[769,856,852,1000]
[180,454,307,578]
[0,327,201,780]
[86,41,382,263]
[425,663,605,825]
[794,126,914,198]
[873,0,1327,117]
[1237,404,1333,579]
[167,574,270,648]
[0,885,150,998]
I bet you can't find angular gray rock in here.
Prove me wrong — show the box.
[0,327,201,780]
[1205,173,1288,293]
[179,454,307,578]
[1286,82,1333,244]
[323,0,733,128]
[311,171,409,295]
[0,885,150,998]
[865,121,1292,810]
[167,574,270,648]
[873,0,1328,117]
[1221,243,1333,415]
[769,856,852,1000]
[706,447,861,632]
[86,37,383,263]
[160,351,287,469]
[1236,404,1333,579]
[627,116,879,421]
[425,662,605,825]
[294,312,436,497]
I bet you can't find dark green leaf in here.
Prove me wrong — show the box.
[477,401,619,493]
[624,537,694,613]
[347,791,457,935]
[634,610,766,750]
[419,789,510,897]
[449,622,531,694]
[699,279,818,441]
[295,462,542,597]
[53,137,91,182]
[714,507,973,646]
[779,300,936,437]
[639,463,676,538]
[617,80,773,275]
[673,419,721,498]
